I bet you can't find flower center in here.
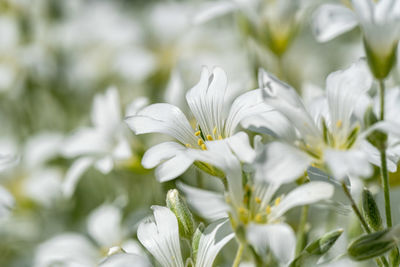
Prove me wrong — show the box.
[185,126,223,150]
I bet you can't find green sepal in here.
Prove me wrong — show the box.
[362,188,383,231]
[191,223,204,263]
[166,189,196,239]
[347,229,395,261]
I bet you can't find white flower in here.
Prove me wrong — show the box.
[125,67,270,182]
[0,185,14,220]
[256,60,400,181]
[61,87,147,197]
[313,0,400,78]
[34,203,145,267]
[178,139,333,266]
[137,205,234,267]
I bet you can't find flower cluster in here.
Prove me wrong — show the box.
[1,0,400,267]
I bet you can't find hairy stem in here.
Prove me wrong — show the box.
[378,80,392,228]
[295,205,309,256]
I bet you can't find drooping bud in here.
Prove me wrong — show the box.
[362,188,383,231]
[305,229,344,255]
[166,189,196,239]
[347,229,396,261]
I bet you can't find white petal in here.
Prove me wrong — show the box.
[100,253,152,267]
[312,4,358,42]
[0,185,14,219]
[241,110,297,144]
[34,233,99,267]
[324,149,372,180]
[142,142,193,182]
[186,67,227,138]
[326,60,372,135]
[361,141,397,172]
[62,157,94,198]
[125,103,196,145]
[259,69,322,146]
[190,140,244,208]
[247,223,296,266]
[87,204,123,248]
[226,132,256,164]
[271,181,334,220]
[95,156,114,174]
[193,1,237,25]
[195,219,234,267]
[112,139,132,160]
[62,128,110,158]
[177,182,229,221]
[92,87,121,131]
[125,97,149,117]
[254,142,312,185]
[0,154,18,172]
[142,142,187,169]
[137,206,184,267]
[24,132,63,169]
[164,69,186,109]
[225,89,272,136]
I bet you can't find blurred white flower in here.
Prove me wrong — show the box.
[137,205,234,267]
[313,0,400,78]
[61,88,146,197]
[34,203,145,267]
[256,60,400,180]
[126,67,270,182]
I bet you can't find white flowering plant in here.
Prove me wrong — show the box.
[1,0,400,267]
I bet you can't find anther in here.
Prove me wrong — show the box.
[266,205,271,214]
[206,135,213,141]
[195,131,201,136]
[201,144,207,150]
[198,139,204,146]
[185,144,192,148]
[255,197,261,204]
[255,214,263,223]
[218,135,223,140]
[274,197,281,206]
[336,120,343,128]
[213,127,217,135]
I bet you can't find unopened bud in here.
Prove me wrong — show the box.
[305,229,344,255]
[166,189,196,239]
[348,229,396,261]
[362,188,383,231]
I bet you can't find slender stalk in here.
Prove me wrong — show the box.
[295,205,309,256]
[233,242,245,267]
[341,182,371,233]
[378,79,392,228]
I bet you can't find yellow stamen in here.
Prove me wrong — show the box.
[274,197,281,206]
[201,144,207,150]
[255,214,263,223]
[198,139,204,146]
[185,144,192,148]
[336,120,343,128]
[195,131,201,136]
[239,207,247,215]
[255,197,262,204]
[213,127,217,135]
[206,135,213,141]
[218,135,223,140]
[266,205,271,214]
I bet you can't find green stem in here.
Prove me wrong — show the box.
[341,182,371,233]
[378,79,392,228]
[233,242,245,267]
[295,205,309,256]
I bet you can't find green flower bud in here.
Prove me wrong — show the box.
[362,188,383,231]
[390,247,400,267]
[364,38,397,80]
[348,229,396,261]
[191,223,205,262]
[305,229,344,255]
[166,189,196,239]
